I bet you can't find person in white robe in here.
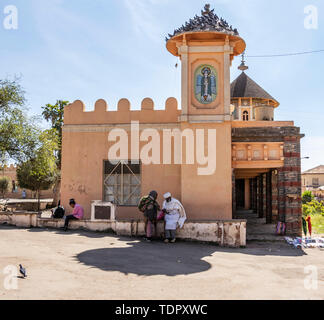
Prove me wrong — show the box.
[162,192,187,243]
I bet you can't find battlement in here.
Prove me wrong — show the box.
[64,97,181,125]
[1,164,17,172]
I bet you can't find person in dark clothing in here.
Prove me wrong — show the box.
[52,200,65,219]
[138,190,160,242]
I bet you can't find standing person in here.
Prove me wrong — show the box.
[63,199,84,231]
[138,190,160,242]
[21,190,26,199]
[162,192,186,243]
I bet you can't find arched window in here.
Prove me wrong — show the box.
[242,110,249,121]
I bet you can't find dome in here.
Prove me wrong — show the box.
[231,72,279,107]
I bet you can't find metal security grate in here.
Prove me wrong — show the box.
[104,160,141,206]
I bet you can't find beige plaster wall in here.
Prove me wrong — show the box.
[61,124,182,219]
[180,122,232,220]
[61,104,233,221]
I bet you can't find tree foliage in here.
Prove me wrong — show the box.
[0,78,25,112]
[41,100,69,168]
[0,176,10,198]
[302,190,314,204]
[301,190,324,218]
[16,130,58,210]
[41,100,68,207]
[302,200,324,217]
[0,78,40,163]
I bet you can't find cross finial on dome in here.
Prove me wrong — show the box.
[238,51,249,72]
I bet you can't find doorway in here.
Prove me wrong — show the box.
[235,179,245,209]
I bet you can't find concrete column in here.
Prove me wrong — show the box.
[223,40,232,118]
[277,167,286,223]
[271,170,278,223]
[263,174,267,214]
[232,169,236,216]
[249,179,253,211]
[252,178,257,214]
[244,178,250,210]
[266,171,272,224]
[179,44,189,121]
[281,136,302,236]
[258,174,264,218]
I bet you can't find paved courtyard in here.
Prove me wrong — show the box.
[0,225,323,300]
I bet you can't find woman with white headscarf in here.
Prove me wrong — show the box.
[162,192,187,243]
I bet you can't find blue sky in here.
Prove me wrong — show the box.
[0,0,323,171]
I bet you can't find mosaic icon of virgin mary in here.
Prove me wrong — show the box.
[195,65,217,104]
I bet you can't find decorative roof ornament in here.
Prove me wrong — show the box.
[238,51,249,71]
[166,3,239,41]
[202,4,212,15]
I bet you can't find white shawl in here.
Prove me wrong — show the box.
[162,198,187,229]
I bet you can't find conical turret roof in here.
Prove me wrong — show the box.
[231,72,279,106]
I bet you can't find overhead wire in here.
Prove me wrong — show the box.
[247,49,324,58]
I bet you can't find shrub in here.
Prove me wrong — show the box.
[302,200,324,217]
[302,190,314,204]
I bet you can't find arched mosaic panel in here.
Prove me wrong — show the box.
[194,64,218,104]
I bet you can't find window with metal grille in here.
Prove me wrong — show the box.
[312,178,319,187]
[104,160,141,206]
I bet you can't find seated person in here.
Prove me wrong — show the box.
[63,199,84,231]
[52,200,65,219]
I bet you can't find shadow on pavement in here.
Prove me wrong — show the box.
[0,225,307,277]
[76,240,214,276]
[76,237,306,276]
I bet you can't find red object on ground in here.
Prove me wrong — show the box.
[306,216,312,236]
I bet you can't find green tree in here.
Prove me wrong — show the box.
[0,78,40,164]
[41,100,69,206]
[0,176,10,198]
[0,78,25,111]
[16,130,58,211]
[302,190,314,204]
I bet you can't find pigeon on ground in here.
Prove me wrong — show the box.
[19,264,27,278]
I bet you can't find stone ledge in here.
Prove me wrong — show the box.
[0,213,246,247]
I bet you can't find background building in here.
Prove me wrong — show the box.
[302,165,324,200]
[1,164,54,199]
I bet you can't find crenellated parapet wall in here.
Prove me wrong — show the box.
[1,164,17,182]
[64,97,181,125]
[1,164,17,172]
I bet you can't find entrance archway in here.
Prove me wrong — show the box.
[233,168,280,240]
